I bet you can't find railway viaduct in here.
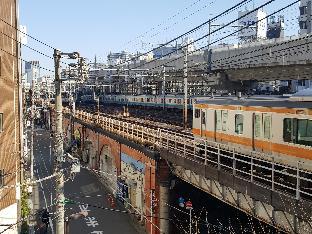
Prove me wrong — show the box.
[51,107,312,234]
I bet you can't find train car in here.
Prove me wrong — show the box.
[192,96,312,171]
[81,93,209,110]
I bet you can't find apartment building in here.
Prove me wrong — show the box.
[0,0,21,233]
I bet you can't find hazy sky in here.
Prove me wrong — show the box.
[19,0,299,75]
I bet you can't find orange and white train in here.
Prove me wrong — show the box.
[192,96,312,171]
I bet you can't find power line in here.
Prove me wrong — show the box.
[0,44,54,73]
[132,0,281,71]
[137,0,300,73]
[126,0,218,51]
[0,17,55,50]
[122,0,209,48]
[120,0,252,66]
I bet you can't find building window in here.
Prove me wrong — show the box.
[235,114,244,134]
[300,6,307,15]
[0,113,3,132]
[254,114,261,138]
[263,116,271,139]
[195,109,200,118]
[300,21,307,29]
[298,80,306,86]
[0,169,4,188]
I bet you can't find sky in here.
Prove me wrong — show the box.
[19,0,300,75]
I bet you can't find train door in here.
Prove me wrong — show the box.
[252,113,262,150]
[201,109,206,137]
[214,110,222,141]
[263,113,273,153]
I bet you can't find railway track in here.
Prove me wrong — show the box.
[75,104,192,136]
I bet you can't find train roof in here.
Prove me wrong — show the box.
[195,96,312,109]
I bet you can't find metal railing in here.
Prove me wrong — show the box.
[65,108,312,202]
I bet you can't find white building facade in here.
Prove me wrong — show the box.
[238,9,267,41]
[25,61,40,84]
[299,0,312,35]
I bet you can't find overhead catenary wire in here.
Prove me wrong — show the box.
[126,0,218,51]
[130,0,283,71]
[129,0,255,53]
[134,0,300,74]
[119,0,253,66]
[122,0,211,48]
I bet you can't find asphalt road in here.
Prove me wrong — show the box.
[33,127,139,234]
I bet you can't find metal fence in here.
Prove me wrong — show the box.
[66,108,312,202]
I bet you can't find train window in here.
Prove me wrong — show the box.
[169,99,172,103]
[254,115,261,138]
[263,116,271,139]
[177,99,181,104]
[195,109,200,119]
[174,99,177,104]
[147,98,150,102]
[297,119,312,146]
[283,118,294,143]
[202,111,206,125]
[161,99,164,103]
[222,110,228,131]
[216,110,222,130]
[235,114,244,134]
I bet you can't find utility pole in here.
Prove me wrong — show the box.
[53,50,81,234]
[53,49,65,234]
[207,20,211,51]
[183,46,188,129]
[162,66,166,110]
[30,79,35,180]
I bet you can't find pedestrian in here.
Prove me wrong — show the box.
[41,209,50,233]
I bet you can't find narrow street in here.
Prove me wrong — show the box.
[33,128,139,234]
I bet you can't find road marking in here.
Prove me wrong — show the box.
[80,183,99,195]
[79,204,91,214]
[84,217,99,227]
